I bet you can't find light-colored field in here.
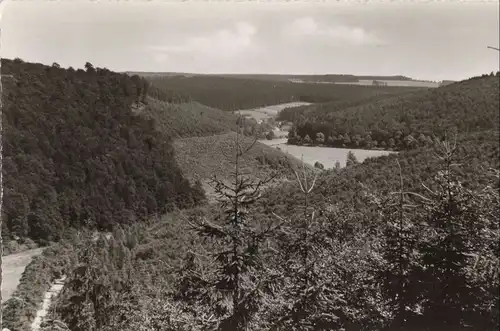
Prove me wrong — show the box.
[235,102,311,122]
[259,139,396,168]
[2,248,45,303]
[173,133,307,201]
[334,80,439,88]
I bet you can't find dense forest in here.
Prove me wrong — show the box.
[1,59,498,331]
[134,97,237,138]
[144,75,422,111]
[126,72,414,83]
[1,58,205,243]
[280,72,500,151]
[41,130,499,331]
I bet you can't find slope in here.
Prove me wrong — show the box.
[285,73,500,150]
[43,73,499,331]
[1,59,204,244]
[132,97,238,138]
[172,132,307,200]
[145,75,424,111]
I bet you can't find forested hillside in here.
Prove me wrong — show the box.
[1,59,205,243]
[44,130,499,331]
[133,97,237,138]
[127,72,414,83]
[145,75,422,111]
[2,59,498,331]
[172,132,306,199]
[282,72,500,150]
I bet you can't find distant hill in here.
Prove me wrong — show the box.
[126,71,414,83]
[282,73,500,151]
[439,80,457,87]
[141,75,424,112]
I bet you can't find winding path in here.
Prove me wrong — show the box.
[2,248,45,303]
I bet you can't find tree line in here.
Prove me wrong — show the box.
[146,75,422,112]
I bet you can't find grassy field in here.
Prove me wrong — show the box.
[172,132,308,200]
[133,98,238,138]
[334,79,439,88]
[259,139,395,168]
[235,102,311,122]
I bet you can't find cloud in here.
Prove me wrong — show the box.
[283,17,385,46]
[149,22,259,60]
[152,52,169,64]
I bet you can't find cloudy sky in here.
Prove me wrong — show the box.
[1,0,499,81]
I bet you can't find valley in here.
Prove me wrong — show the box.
[1,61,498,331]
[234,102,396,169]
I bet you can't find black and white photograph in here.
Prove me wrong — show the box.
[0,0,498,330]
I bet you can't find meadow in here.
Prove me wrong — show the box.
[235,101,312,121]
[259,139,395,168]
[334,79,440,88]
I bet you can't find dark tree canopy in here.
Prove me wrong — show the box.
[1,59,204,243]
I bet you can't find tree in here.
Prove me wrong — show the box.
[376,160,425,328]
[343,133,351,146]
[167,128,283,331]
[334,161,341,169]
[268,162,341,330]
[346,151,359,167]
[404,134,417,149]
[58,230,139,331]
[417,133,428,146]
[315,132,325,145]
[411,137,500,329]
[303,135,312,145]
[84,62,95,73]
[266,130,275,140]
[141,80,150,103]
[327,136,334,146]
[314,161,324,170]
[388,138,395,149]
[373,135,500,330]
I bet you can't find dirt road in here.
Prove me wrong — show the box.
[2,248,45,303]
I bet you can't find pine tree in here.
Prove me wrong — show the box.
[168,118,283,331]
[373,134,500,330]
[346,151,359,167]
[57,232,136,331]
[268,162,348,331]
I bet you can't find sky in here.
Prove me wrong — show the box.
[1,0,499,81]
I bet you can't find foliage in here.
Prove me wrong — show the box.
[57,230,141,331]
[134,98,237,138]
[145,75,421,112]
[314,161,324,170]
[1,58,204,243]
[2,239,79,331]
[172,132,304,200]
[368,137,500,330]
[48,131,499,331]
[346,151,359,167]
[164,131,284,331]
[282,74,499,151]
[5,59,498,331]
